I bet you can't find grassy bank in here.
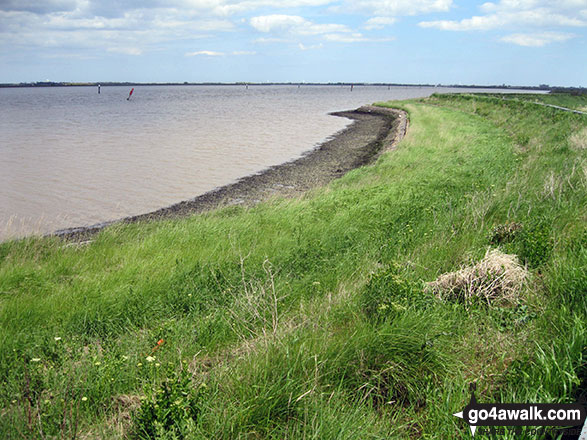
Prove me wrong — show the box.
[468,92,587,112]
[0,93,585,439]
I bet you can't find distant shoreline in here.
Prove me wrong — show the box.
[55,105,407,240]
[0,81,563,92]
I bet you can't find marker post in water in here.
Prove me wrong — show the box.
[127,88,134,101]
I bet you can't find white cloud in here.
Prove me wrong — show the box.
[253,36,291,43]
[0,5,235,56]
[250,14,306,32]
[210,0,335,16]
[500,31,575,46]
[323,32,395,42]
[155,19,235,31]
[0,0,461,60]
[334,0,453,16]
[420,15,501,31]
[185,50,225,56]
[364,16,396,29]
[419,0,587,31]
[185,49,256,56]
[298,42,323,50]
[480,0,587,14]
[44,13,140,30]
[1,0,454,18]
[248,14,396,43]
[250,14,350,35]
[323,32,368,42]
[107,46,142,55]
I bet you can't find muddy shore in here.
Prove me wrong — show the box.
[56,105,407,240]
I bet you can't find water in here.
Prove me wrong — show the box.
[0,85,526,240]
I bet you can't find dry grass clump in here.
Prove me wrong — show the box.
[569,126,587,151]
[427,249,528,305]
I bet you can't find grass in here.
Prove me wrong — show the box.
[0,93,585,439]
[471,92,587,111]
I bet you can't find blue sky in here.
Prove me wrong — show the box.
[1,0,585,85]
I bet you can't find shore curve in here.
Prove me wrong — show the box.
[55,105,407,240]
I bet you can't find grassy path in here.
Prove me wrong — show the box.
[0,94,585,439]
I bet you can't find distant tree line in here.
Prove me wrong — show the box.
[0,81,584,93]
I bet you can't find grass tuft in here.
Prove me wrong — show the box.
[427,248,528,306]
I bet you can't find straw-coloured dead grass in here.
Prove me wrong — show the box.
[569,126,587,151]
[427,249,528,305]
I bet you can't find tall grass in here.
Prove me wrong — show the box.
[1,94,585,439]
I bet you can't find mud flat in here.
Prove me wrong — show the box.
[56,105,407,240]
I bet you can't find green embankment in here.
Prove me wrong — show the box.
[0,93,585,439]
[475,92,587,111]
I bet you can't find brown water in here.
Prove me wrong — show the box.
[0,85,528,240]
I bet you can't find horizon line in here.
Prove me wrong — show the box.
[1,81,582,90]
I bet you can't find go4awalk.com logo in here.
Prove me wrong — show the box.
[453,384,586,436]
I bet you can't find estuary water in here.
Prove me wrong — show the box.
[0,85,523,239]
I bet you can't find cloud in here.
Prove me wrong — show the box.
[254,36,290,43]
[500,31,575,47]
[107,46,143,55]
[157,19,235,31]
[323,32,395,42]
[0,0,335,18]
[0,4,235,57]
[185,50,225,56]
[0,0,454,19]
[323,32,368,42]
[249,13,395,44]
[298,42,323,50]
[333,0,453,17]
[248,14,397,43]
[44,14,139,30]
[0,0,460,59]
[364,16,396,30]
[419,0,587,31]
[250,14,306,32]
[185,49,256,56]
[209,0,336,16]
[0,0,79,14]
[250,14,350,35]
[480,0,587,14]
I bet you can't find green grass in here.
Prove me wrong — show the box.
[0,93,585,439]
[463,91,587,111]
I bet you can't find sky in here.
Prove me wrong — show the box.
[0,0,585,86]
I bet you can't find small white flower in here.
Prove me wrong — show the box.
[54,337,62,341]
[81,397,88,402]
[31,358,41,363]
[146,356,156,363]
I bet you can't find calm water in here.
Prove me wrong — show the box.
[0,85,524,239]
